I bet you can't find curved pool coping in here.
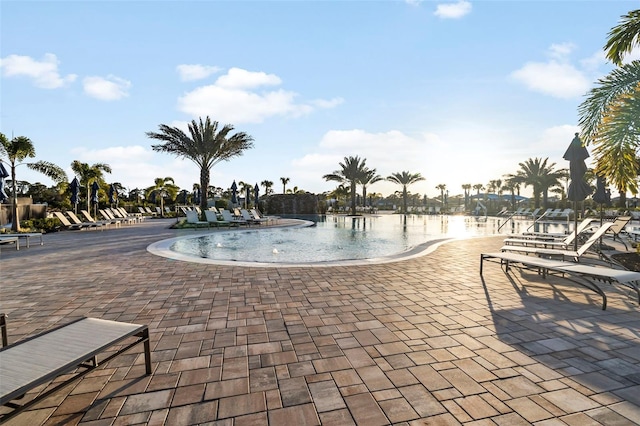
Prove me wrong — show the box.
[147,219,458,268]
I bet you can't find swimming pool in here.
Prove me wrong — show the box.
[147,214,570,267]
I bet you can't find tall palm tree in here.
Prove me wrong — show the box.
[280,177,290,194]
[71,160,112,213]
[461,184,471,209]
[515,158,564,208]
[323,156,368,215]
[146,177,179,216]
[360,168,382,209]
[386,171,425,214]
[435,184,447,211]
[261,180,273,196]
[147,116,254,217]
[579,10,640,205]
[0,133,67,231]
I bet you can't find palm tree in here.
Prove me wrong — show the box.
[435,184,447,212]
[328,184,349,212]
[323,156,368,216]
[579,10,640,206]
[360,168,382,209]
[515,158,564,208]
[70,161,112,213]
[461,184,472,209]
[1,133,67,231]
[261,180,273,196]
[146,177,179,216]
[147,116,254,217]
[386,171,425,214]
[280,177,290,194]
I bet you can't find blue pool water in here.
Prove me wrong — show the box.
[148,214,570,266]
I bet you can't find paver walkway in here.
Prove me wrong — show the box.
[1,218,639,425]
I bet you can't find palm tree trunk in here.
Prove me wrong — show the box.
[200,169,210,220]
[10,162,20,232]
[350,182,357,215]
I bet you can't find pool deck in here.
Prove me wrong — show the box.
[1,218,639,425]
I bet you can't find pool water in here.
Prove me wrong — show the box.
[148,214,571,266]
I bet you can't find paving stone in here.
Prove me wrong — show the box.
[3,224,639,425]
[344,393,389,426]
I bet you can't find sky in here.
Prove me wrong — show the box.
[1,0,638,200]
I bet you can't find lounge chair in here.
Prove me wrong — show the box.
[500,222,614,261]
[240,209,267,225]
[52,211,89,230]
[204,210,230,227]
[66,211,104,230]
[80,210,114,228]
[109,208,138,224]
[251,209,279,224]
[605,216,632,250]
[118,207,144,222]
[220,209,248,226]
[185,210,209,229]
[0,236,19,250]
[0,314,151,423]
[480,251,640,309]
[506,218,597,246]
[100,209,126,226]
[519,218,597,240]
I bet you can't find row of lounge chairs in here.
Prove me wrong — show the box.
[183,207,277,229]
[51,207,144,231]
[482,216,640,309]
[505,207,573,220]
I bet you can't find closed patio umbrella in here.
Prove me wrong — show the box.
[91,181,100,219]
[230,181,238,206]
[194,187,201,205]
[70,177,80,213]
[254,183,259,209]
[563,133,593,250]
[108,184,117,206]
[245,186,251,209]
[592,175,611,226]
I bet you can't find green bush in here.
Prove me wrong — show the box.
[14,218,60,233]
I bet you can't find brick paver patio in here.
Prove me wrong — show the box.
[1,218,639,425]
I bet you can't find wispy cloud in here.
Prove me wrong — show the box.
[176,64,221,81]
[83,75,132,101]
[434,1,472,19]
[0,53,77,89]
[511,44,591,99]
[177,67,343,123]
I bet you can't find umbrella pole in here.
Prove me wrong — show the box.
[574,199,579,251]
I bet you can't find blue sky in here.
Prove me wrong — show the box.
[1,1,638,199]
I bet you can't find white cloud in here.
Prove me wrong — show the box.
[177,67,341,123]
[511,44,594,99]
[176,64,221,81]
[548,42,575,60]
[510,61,590,99]
[405,0,423,6]
[434,1,472,19]
[83,75,131,101]
[0,53,77,89]
[216,67,281,89]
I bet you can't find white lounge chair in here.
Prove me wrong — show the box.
[0,236,20,250]
[220,209,247,226]
[500,222,614,261]
[204,210,230,227]
[52,211,90,230]
[185,210,209,229]
[66,211,104,230]
[480,250,640,309]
